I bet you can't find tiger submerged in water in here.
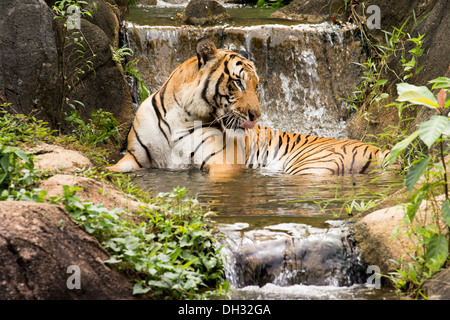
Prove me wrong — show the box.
[109,38,391,176]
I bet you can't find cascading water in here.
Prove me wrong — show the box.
[124,4,399,300]
[124,7,364,138]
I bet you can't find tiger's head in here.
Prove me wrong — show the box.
[178,38,261,131]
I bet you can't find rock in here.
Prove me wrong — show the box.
[353,205,412,275]
[175,0,231,26]
[54,1,134,146]
[135,0,158,5]
[26,143,92,173]
[39,174,144,212]
[0,0,135,149]
[0,0,61,125]
[0,201,133,299]
[271,0,346,23]
[423,267,450,300]
[354,196,448,276]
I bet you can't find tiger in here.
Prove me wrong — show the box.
[108,38,391,176]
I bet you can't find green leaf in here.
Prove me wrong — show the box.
[425,234,448,270]
[442,200,450,227]
[419,115,449,148]
[396,83,439,108]
[133,283,152,295]
[406,156,430,191]
[388,130,420,165]
[405,185,428,222]
[181,258,198,270]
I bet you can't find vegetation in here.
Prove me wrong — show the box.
[52,0,98,130]
[0,102,228,300]
[386,78,450,298]
[340,7,449,298]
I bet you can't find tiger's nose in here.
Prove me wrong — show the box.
[249,110,260,121]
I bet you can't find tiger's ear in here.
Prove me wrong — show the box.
[238,50,249,60]
[196,38,218,69]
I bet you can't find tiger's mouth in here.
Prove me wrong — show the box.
[239,120,255,129]
[219,113,255,131]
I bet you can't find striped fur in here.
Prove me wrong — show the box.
[109,39,390,176]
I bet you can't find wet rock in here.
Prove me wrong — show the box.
[135,0,157,5]
[0,201,133,299]
[220,222,367,288]
[423,267,450,300]
[175,0,231,26]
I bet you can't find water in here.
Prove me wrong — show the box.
[132,169,402,300]
[124,7,364,138]
[123,5,399,300]
[126,5,292,27]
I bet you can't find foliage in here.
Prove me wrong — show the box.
[387,77,450,298]
[256,0,292,9]
[0,107,56,147]
[124,59,151,103]
[0,108,228,299]
[343,14,426,124]
[65,107,121,147]
[49,185,228,299]
[52,0,98,129]
[110,45,134,65]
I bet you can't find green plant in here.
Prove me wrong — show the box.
[256,0,292,9]
[0,108,56,147]
[0,144,48,202]
[111,45,134,65]
[65,107,121,147]
[51,185,228,299]
[343,13,426,119]
[124,59,151,103]
[52,0,97,129]
[387,77,450,297]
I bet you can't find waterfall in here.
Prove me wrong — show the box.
[124,22,363,138]
[218,220,368,297]
[123,9,390,299]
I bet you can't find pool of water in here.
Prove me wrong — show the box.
[132,168,402,300]
[125,5,302,26]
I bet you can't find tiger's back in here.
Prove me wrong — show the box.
[245,126,390,175]
[109,38,393,176]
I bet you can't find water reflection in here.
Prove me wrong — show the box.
[132,168,401,219]
[132,169,401,299]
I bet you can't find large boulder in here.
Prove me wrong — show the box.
[0,0,134,148]
[0,201,133,299]
[175,0,231,26]
[0,0,62,124]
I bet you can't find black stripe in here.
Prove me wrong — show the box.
[133,126,152,163]
[151,95,170,142]
[127,149,143,168]
[200,145,226,171]
[359,154,373,174]
[350,151,357,174]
